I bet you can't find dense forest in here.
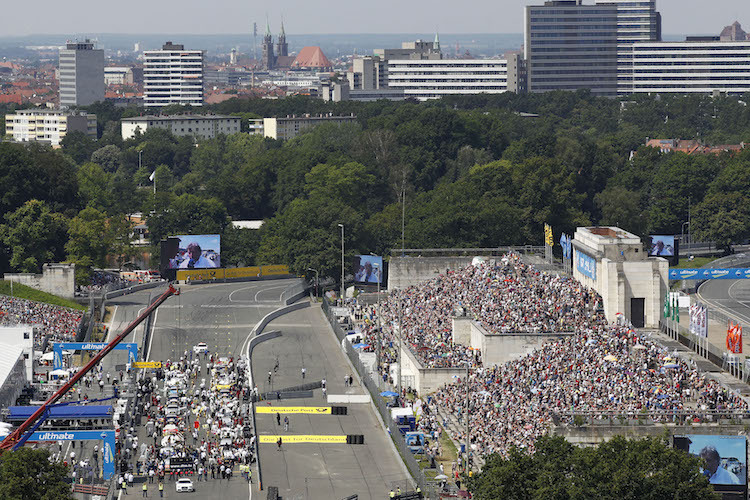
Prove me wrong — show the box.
[2,91,750,282]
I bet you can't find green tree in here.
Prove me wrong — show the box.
[0,200,69,272]
[65,206,112,285]
[90,144,122,172]
[0,447,73,500]
[222,225,261,267]
[60,130,97,165]
[469,435,719,500]
[77,162,111,210]
[595,186,646,237]
[692,192,750,253]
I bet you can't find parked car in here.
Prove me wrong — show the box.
[176,478,194,492]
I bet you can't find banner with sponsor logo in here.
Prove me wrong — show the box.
[27,429,116,479]
[132,361,161,369]
[689,302,708,338]
[576,250,596,280]
[256,406,332,415]
[53,342,138,370]
[260,264,290,276]
[224,266,261,279]
[669,268,750,280]
[259,434,347,444]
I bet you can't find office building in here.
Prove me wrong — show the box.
[104,67,134,86]
[250,114,357,140]
[58,39,104,107]
[525,0,619,96]
[631,39,750,94]
[594,0,661,94]
[143,42,204,107]
[121,115,241,140]
[4,109,96,146]
[387,59,510,100]
[348,38,442,91]
[320,81,405,102]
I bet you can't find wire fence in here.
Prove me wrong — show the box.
[321,299,440,499]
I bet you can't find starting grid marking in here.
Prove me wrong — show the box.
[256,406,332,415]
[259,435,347,444]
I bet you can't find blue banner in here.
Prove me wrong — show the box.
[27,429,116,479]
[53,342,138,370]
[669,268,750,280]
[576,250,596,280]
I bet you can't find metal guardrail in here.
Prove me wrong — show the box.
[321,299,438,499]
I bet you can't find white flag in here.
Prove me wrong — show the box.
[149,170,156,181]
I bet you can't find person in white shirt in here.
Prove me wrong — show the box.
[700,446,741,485]
[179,243,217,269]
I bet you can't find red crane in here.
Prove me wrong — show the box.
[0,283,179,452]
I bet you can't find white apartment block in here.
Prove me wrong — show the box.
[4,109,97,146]
[387,59,509,100]
[631,40,750,94]
[59,40,105,107]
[143,42,204,107]
[104,67,134,86]
[121,115,241,140]
[251,114,357,140]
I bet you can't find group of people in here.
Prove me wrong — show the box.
[353,253,601,369]
[348,254,749,464]
[119,350,256,487]
[0,294,83,349]
[77,271,130,296]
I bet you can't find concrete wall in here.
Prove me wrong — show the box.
[469,321,573,366]
[388,256,476,290]
[399,344,466,395]
[5,263,76,299]
[452,316,472,345]
[552,424,748,447]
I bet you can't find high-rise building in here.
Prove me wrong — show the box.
[348,39,442,91]
[58,40,104,107]
[594,0,661,94]
[387,59,510,100]
[143,42,204,107]
[631,39,750,95]
[524,0,619,96]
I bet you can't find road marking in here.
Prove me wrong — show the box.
[153,324,258,329]
[259,435,347,444]
[255,284,290,303]
[200,304,278,308]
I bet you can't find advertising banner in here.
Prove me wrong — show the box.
[260,265,290,276]
[27,429,116,479]
[259,434,347,444]
[53,342,138,370]
[132,361,161,369]
[576,250,596,280]
[224,266,261,279]
[669,268,750,280]
[689,302,708,338]
[256,406,332,415]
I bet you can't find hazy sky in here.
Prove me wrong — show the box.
[3,0,747,37]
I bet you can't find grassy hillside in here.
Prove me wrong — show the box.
[0,281,87,311]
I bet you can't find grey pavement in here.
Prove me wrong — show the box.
[253,305,411,500]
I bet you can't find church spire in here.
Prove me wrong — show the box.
[434,31,440,51]
[265,14,271,36]
[280,15,285,37]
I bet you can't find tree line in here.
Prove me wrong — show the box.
[1,91,750,282]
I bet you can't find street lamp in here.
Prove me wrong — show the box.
[337,224,345,304]
[307,268,319,300]
[681,222,690,255]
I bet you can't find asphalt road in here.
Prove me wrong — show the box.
[697,279,750,325]
[112,279,409,500]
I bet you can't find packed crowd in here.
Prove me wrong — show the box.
[347,253,749,463]
[77,271,130,296]
[0,294,83,348]
[353,254,599,368]
[422,322,749,459]
[118,350,255,486]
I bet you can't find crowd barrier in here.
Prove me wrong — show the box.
[177,265,291,283]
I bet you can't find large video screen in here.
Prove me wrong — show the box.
[649,235,675,257]
[353,255,383,284]
[675,435,747,486]
[164,235,221,269]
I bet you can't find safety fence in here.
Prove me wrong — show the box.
[322,299,439,499]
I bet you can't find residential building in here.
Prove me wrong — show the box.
[321,81,405,102]
[143,42,204,107]
[251,114,357,140]
[645,139,746,155]
[121,115,241,140]
[4,109,96,146]
[594,0,661,94]
[631,40,750,94]
[387,58,509,100]
[104,67,134,86]
[58,39,104,107]
[524,0,619,96]
[348,38,442,92]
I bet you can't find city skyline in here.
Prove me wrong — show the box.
[1,0,746,38]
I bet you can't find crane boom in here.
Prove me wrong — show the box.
[0,283,179,452]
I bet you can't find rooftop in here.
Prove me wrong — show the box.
[122,114,239,122]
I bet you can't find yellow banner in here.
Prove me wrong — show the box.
[132,361,162,369]
[260,264,290,276]
[177,268,225,282]
[259,435,346,444]
[224,266,261,279]
[256,406,331,415]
